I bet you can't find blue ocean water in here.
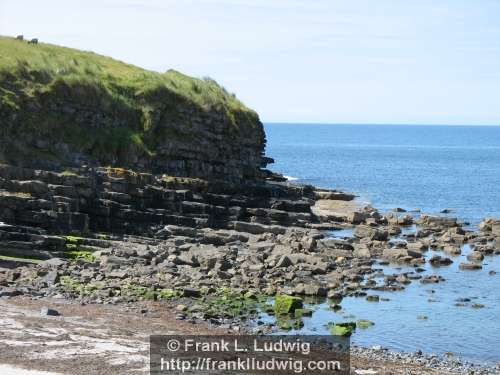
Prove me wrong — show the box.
[265,123,500,225]
[264,123,500,363]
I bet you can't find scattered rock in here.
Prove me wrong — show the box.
[429,255,453,266]
[41,307,60,316]
[459,262,482,270]
[467,251,484,262]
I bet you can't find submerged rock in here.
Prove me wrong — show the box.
[328,321,356,336]
[429,255,453,266]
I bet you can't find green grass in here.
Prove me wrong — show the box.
[0,35,261,169]
[0,36,249,113]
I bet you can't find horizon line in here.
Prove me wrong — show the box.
[263,121,500,127]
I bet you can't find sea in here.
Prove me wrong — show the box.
[264,123,500,363]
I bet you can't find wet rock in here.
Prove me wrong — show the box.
[354,225,388,241]
[459,262,482,270]
[443,245,461,256]
[479,218,500,236]
[366,295,380,302]
[382,247,422,261]
[429,255,453,266]
[417,215,458,228]
[473,243,495,254]
[467,251,484,261]
[330,304,342,311]
[420,275,445,284]
[385,212,413,226]
[346,211,366,224]
[396,274,411,284]
[328,321,356,336]
[392,208,407,212]
[357,319,375,329]
[274,295,303,314]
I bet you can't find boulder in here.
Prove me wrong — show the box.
[382,247,422,261]
[429,255,453,266]
[354,225,388,241]
[479,218,500,235]
[275,255,293,268]
[467,251,484,262]
[417,215,458,228]
[420,275,445,284]
[40,307,60,316]
[443,245,461,255]
[353,244,371,258]
[459,262,482,270]
[273,295,303,315]
[293,283,327,297]
[328,322,356,336]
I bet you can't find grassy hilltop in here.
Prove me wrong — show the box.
[0,36,265,178]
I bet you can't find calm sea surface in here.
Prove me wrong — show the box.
[265,123,500,225]
[264,123,500,363]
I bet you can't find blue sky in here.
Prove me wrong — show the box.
[1,0,500,125]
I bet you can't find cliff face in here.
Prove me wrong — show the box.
[0,36,268,182]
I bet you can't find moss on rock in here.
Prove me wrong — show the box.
[273,295,304,315]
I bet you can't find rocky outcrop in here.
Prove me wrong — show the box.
[0,36,269,184]
[0,164,318,239]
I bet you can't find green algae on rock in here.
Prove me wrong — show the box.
[273,295,304,315]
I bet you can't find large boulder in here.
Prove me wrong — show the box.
[417,215,458,229]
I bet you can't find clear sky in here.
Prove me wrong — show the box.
[1,0,500,125]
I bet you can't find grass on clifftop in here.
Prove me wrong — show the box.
[0,35,262,169]
[0,35,249,115]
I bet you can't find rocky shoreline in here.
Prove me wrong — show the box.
[0,295,499,375]
[351,345,500,375]
[0,162,499,373]
[2,36,499,374]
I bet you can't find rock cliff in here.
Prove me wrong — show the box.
[0,36,269,182]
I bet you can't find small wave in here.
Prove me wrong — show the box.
[284,175,299,181]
